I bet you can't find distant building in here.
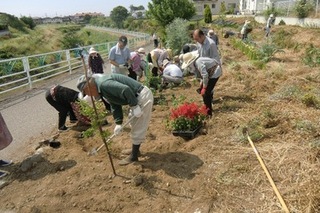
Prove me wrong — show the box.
[239,0,295,14]
[191,0,239,15]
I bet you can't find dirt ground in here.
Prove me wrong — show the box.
[0,23,320,213]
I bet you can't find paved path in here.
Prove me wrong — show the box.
[1,43,154,161]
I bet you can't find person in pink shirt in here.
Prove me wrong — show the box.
[128,48,147,81]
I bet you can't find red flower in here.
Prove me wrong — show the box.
[169,102,208,131]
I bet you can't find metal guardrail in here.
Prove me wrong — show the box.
[0,27,151,95]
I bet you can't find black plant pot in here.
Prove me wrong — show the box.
[172,125,202,140]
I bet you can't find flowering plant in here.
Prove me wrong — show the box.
[169,102,208,131]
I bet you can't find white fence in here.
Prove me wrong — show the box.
[0,27,151,96]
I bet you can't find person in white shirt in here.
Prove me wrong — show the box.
[161,59,183,87]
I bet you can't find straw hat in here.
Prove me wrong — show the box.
[207,29,214,36]
[89,47,97,55]
[181,51,199,70]
[163,59,170,67]
[166,49,173,59]
[137,47,146,55]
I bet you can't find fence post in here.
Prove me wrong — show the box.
[66,50,72,74]
[22,57,32,89]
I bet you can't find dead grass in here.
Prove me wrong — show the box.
[0,23,320,212]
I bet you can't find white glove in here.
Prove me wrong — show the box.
[131,105,143,117]
[114,125,122,135]
[119,64,126,69]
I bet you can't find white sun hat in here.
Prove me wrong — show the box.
[181,51,199,70]
[89,47,97,55]
[137,47,146,55]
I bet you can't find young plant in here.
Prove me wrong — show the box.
[77,100,109,138]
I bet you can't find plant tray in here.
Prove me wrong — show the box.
[172,125,202,140]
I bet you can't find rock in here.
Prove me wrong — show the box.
[20,153,44,172]
[132,175,143,186]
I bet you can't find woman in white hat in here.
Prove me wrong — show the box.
[88,47,104,74]
[265,14,275,37]
[128,47,147,81]
[181,51,221,117]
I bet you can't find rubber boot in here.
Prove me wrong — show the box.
[119,144,140,166]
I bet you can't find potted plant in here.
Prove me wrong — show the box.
[168,102,208,140]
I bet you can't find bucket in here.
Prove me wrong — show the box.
[0,113,13,150]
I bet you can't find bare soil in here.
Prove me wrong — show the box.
[0,23,320,213]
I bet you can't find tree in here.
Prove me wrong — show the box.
[20,16,36,29]
[220,2,227,14]
[130,5,145,13]
[294,0,313,18]
[204,5,212,23]
[147,0,196,27]
[165,18,191,55]
[110,6,129,28]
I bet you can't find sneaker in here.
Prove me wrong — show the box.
[58,126,69,132]
[0,171,8,178]
[0,160,13,167]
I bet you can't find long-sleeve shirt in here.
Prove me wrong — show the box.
[197,37,221,64]
[194,57,221,88]
[94,74,143,124]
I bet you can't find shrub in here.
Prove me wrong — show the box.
[204,5,212,23]
[303,44,320,67]
[165,18,191,55]
[294,0,314,18]
[279,19,286,25]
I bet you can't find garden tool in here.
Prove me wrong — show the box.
[80,50,117,175]
[89,99,152,156]
[243,127,290,213]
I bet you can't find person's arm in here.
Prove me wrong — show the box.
[108,48,120,67]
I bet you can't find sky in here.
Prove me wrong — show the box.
[0,0,150,18]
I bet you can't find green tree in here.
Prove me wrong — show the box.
[294,0,313,18]
[220,2,227,14]
[20,16,36,29]
[110,6,129,28]
[165,18,191,55]
[204,5,212,23]
[129,5,145,13]
[147,0,196,27]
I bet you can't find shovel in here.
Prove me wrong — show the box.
[89,100,152,156]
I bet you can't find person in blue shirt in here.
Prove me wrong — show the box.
[108,35,131,75]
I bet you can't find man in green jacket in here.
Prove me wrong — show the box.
[77,74,153,165]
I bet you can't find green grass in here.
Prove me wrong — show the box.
[0,24,119,58]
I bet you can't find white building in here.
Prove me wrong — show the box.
[191,0,240,15]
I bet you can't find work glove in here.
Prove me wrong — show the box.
[131,105,143,117]
[119,64,126,69]
[201,87,207,96]
[114,125,122,135]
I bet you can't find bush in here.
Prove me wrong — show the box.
[279,19,286,25]
[165,18,191,55]
[294,0,314,18]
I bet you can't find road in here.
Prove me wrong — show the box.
[0,42,154,161]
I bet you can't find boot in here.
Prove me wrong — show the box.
[121,148,141,157]
[119,144,140,166]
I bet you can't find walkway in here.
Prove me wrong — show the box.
[1,42,154,161]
